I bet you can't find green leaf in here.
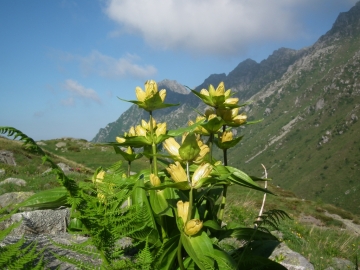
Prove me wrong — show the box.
[203,220,222,230]
[201,116,225,133]
[155,235,180,269]
[167,118,206,137]
[179,133,200,161]
[190,90,215,107]
[207,248,237,270]
[19,187,68,209]
[149,190,173,216]
[113,146,143,162]
[215,135,244,150]
[144,180,190,191]
[181,231,214,270]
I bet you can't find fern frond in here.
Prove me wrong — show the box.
[136,238,153,270]
[51,251,101,270]
[254,209,291,231]
[0,126,45,155]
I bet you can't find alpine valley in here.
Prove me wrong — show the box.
[92,3,360,215]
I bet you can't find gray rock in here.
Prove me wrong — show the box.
[0,150,16,166]
[0,191,35,211]
[43,162,73,175]
[55,142,67,148]
[324,257,356,270]
[0,177,26,186]
[0,209,70,235]
[270,242,314,270]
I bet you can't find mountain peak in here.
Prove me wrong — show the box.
[157,79,189,95]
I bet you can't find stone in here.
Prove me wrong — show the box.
[0,150,16,166]
[55,142,67,148]
[269,242,315,270]
[0,177,26,186]
[0,191,35,211]
[324,257,356,270]
[43,162,73,175]
[0,208,70,235]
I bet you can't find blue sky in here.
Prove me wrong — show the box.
[0,0,358,141]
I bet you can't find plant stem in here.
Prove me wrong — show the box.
[149,111,158,176]
[208,133,214,162]
[255,164,268,228]
[188,188,193,222]
[218,125,228,224]
[177,237,185,270]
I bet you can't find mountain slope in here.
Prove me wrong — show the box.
[92,2,360,214]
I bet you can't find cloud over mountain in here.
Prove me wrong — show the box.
[105,0,358,55]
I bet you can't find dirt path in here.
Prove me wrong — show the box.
[324,211,360,235]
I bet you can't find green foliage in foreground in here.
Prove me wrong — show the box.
[0,80,291,269]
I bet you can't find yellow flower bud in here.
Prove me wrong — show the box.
[184,219,203,236]
[200,89,209,96]
[93,170,105,184]
[208,114,217,120]
[204,108,215,117]
[166,161,187,183]
[135,86,146,102]
[128,126,136,136]
[163,138,180,157]
[150,173,161,187]
[135,125,147,136]
[145,80,157,97]
[192,163,212,187]
[214,82,225,96]
[177,200,189,224]
[224,97,239,105]
[116,137,126,143]
[141,119,149,130]
[126,146,133,155]
[224,89,231,99]
[159,89,166,102]
[155,122,167,137]
[193,144,210,164]
[97,192,106,203]
[232,113,247,125]
[220,131,233,143]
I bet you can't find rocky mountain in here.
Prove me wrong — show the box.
[92,2,360,214]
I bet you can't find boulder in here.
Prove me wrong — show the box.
[0,191,35,211]
[269,242,315,270]
[0,177,26,186]
[0,150,16,166]
[0,208,70,235]
[324,257,356,270]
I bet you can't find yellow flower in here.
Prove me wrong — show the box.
[126,146,133,155]
[200,89,210,96]
[177,200,189,224]
[159,89,166,102]
[193,143,210,164]
[217,107,247,127]
[135,125,147,137]
[128,126,136,136]
[184,219,203,236]
[224,97,239,105]
[232,113,247,126]
[163,137,180,158]
[150,173,161,187]
[155,122,167,137]
[94,170,105,183]
[116,137,126,143]
[135,86,147,102]
[166,161,188,183]
[192,163,212,187]
[220,131,233,143]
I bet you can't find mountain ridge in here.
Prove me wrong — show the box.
[92,2,360,214]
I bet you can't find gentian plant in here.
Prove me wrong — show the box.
[0,80,289,269]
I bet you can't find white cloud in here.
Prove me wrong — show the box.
[78,51,157,79]
[105,0,358,55]
[62,79,101,105]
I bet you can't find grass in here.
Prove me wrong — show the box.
[1,136,360,269]
[224,184,360,269]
